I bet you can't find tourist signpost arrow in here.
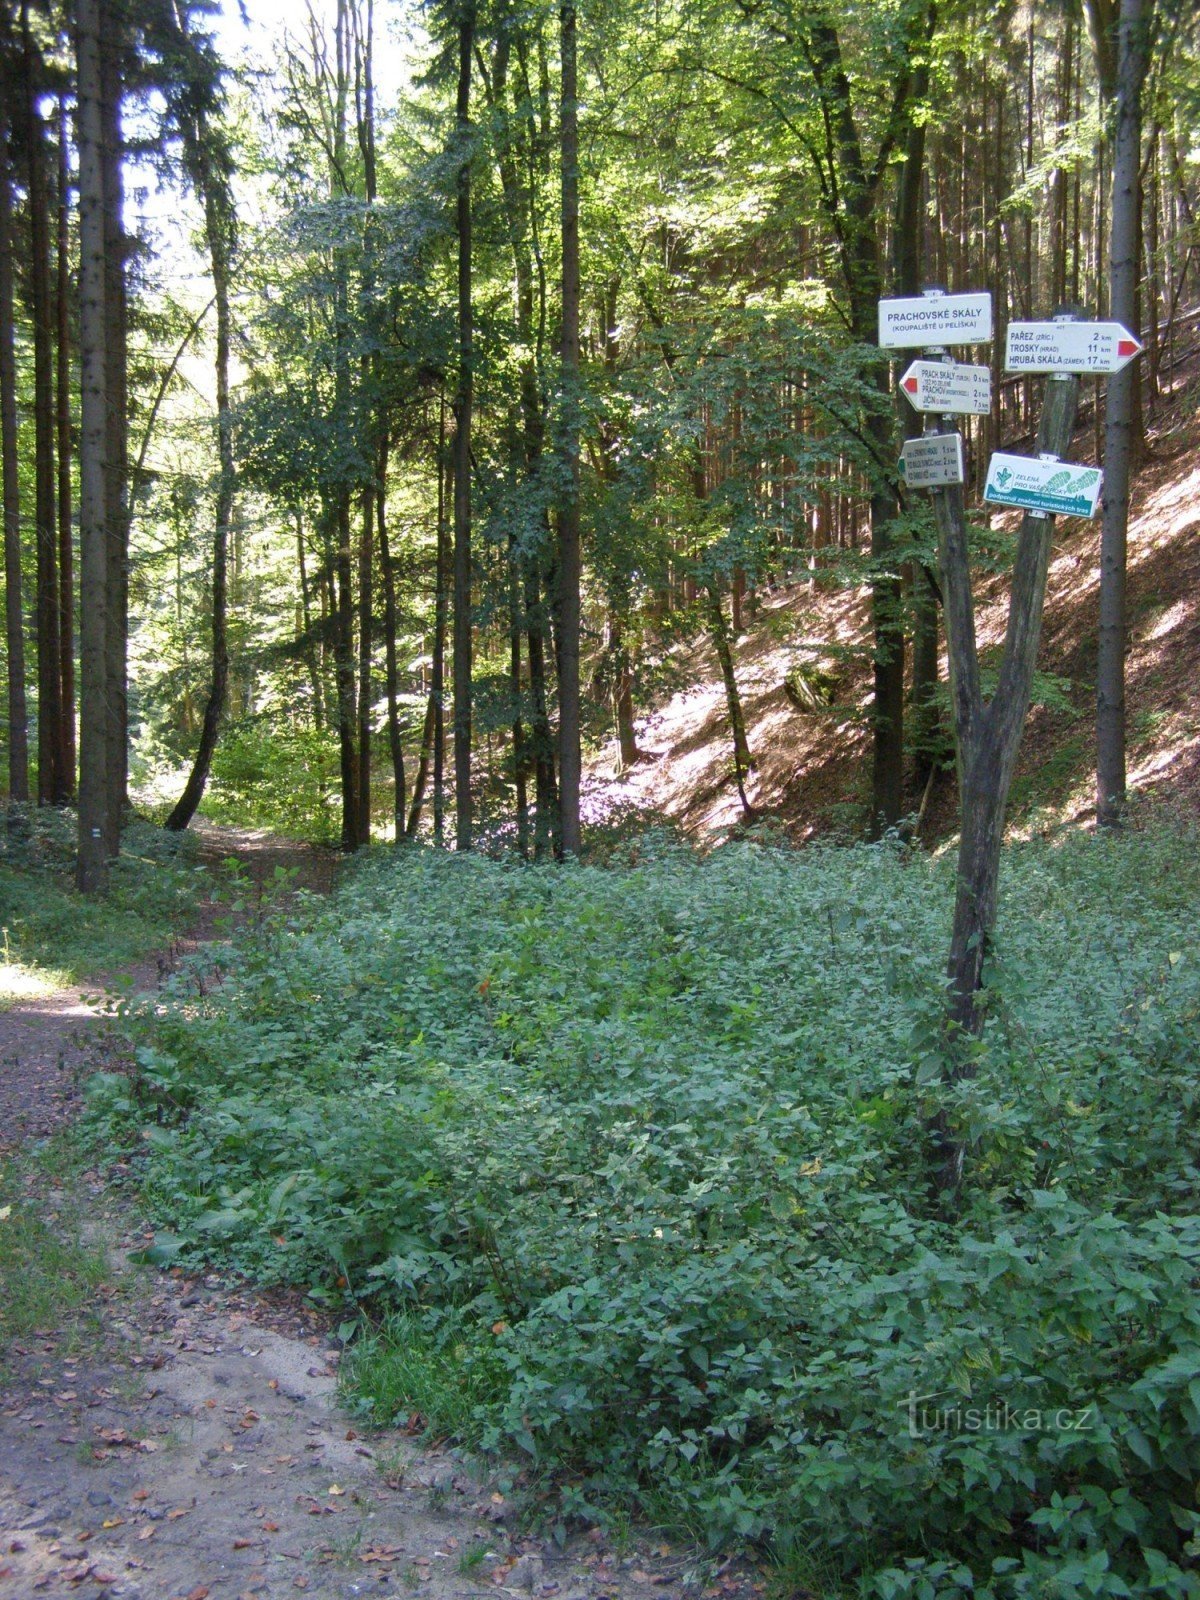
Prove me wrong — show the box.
[983,452,1103,518]
[878,291,993,349]
[900,432,965,487]
[899,360,991,415]
[1004,321,1143,374]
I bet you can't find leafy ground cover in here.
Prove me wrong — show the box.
[89,828,1200,1598]
[0,1133,109,1374]
[0,810,211,997]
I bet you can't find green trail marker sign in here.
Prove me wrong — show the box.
[984,452,1103,518]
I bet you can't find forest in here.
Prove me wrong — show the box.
[2,0,1200,1592]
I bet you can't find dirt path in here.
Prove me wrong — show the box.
[1,1232,697,1600]
[0,829,733,1600]
[0,824,335,1154]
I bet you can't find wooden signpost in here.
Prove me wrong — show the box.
[878,289,1142,1192]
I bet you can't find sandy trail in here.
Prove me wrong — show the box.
[0,827,722,1600]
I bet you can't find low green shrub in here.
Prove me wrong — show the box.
[88,827,1200,1595]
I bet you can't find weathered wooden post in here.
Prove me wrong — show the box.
[881,289,1140,1194]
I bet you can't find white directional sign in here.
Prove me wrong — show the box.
[899,433,966,489]
[984,453,1103,518]
[1005,321,1143,374]
[899,361,992,415]
[878,292,993,349]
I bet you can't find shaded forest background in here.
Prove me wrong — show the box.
[1,0,1198,867]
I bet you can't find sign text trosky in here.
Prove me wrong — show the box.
[878,292,993,349]
[1004,321,1143,374]
[899,433,966,489]
[983,452,1103,518]
[899,360,991,415]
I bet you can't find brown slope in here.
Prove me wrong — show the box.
[585,354,1200,844]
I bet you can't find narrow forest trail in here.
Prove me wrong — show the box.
[0,828,731,1600]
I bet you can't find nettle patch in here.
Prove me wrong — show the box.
[87,828,1200,1599]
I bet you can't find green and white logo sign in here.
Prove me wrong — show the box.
[983,452,1103,518]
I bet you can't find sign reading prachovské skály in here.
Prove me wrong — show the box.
[878,293,993,349]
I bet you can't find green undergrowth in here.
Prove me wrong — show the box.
[0,1134,109,1372]
[0,810,212,991]
[87,827,1200,1598]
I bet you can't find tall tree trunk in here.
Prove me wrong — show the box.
[165,161,234,833]
[452,0,475,850]
[707,582,755,819]
[486,21,557,855]
[433,395,448,846]
[405,692,436,838]
[101,18,127,853]
[527,564,556,857]
[75,0,110,891]
[355,0,379,845]
[556,0,582,855]
[357,486,373,842]
[508,559,529,857]
[932,340,1085,1194]
[0,109,29,810]
[803,16,907,834]
[1096,0,1152,827]
[605,612,639,771]
[23,6,64,807]
[333,493,360,851]
[296,512,325,729]
[56,99,75,797]
[377,442,407,838]
[893,7,938,790]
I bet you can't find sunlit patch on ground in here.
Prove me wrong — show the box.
[0,962,68,1009]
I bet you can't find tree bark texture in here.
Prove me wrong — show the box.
[433,395,448,845]
[56,100,75,796]
[75,0,110,891]
[377,445,408,838]
[805,16,907,834]
[707,583,755,819]
[101,18,127,852]
[166,159,235,833]
[23,10,65,807]
[933,342,1084,1192]
[556,0,582,856]
[452,1,475,851]
[1,108,29,810]
[1096,0,1152,827]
